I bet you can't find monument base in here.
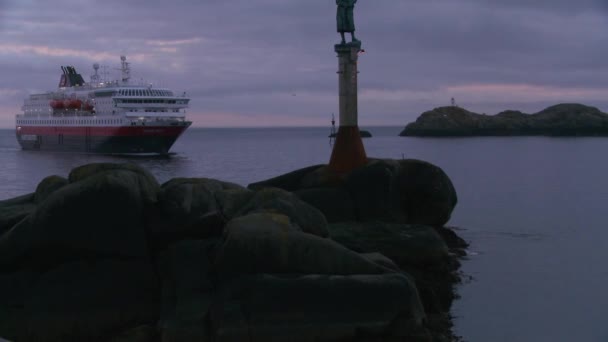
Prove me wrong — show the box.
[329,125,368,174]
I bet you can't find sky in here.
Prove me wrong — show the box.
[0,0,607,127]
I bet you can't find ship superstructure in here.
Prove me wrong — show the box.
[16,56,191,154]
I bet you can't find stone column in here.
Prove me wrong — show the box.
[329,43,367,174]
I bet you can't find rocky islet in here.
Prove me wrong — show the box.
[0,160,467,342]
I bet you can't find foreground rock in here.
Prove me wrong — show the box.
[0,160,466,342]
[250,158,457,226]
[400,103,608,136]
[249,158,466,341]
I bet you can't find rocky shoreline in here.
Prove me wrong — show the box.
[400,103,608,136]
[0,160,467,342]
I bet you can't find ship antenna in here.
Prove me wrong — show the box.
[120,55,131,84]
[91,63,100,84]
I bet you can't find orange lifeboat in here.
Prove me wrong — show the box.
[83,100,94,111]
[49,99,64,109]
[64,99,82,109]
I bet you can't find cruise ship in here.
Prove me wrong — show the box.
[15,56,191,154]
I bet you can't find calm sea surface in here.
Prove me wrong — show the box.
[1,127,607,341]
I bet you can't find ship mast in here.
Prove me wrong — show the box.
[90,63,100,84]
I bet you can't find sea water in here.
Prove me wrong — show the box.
[0,127,606,341]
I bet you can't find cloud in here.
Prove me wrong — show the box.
[0,0,607,127]
[0,44,147,62]
[145,37,204,47]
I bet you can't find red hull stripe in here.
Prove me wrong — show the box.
[17,126,187,137]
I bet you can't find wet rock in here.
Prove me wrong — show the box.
[0,169,152,270]
[295,187,356,223]
[249,158,457,227]
[215,188,255,220]
[235,188,329,237]
[0,194,35,237]
[328,221,455,316]
[329,221,450,269]
[34,175,69,204]
[160,178,243,217]
[68,162,160,204]
[0,270,39,341]
[361,252,401,272]
[8,260,159,342]
[344,159,403,222]
[109,325,157,342]
[216,215,386,275]
[150,178,244,244]
[0,160,465,342]
[395,159,457,226]
[248,164,325,191]
[158,239,220,342]
[211,273,426,341]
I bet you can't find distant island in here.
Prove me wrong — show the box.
[400,103,608,136]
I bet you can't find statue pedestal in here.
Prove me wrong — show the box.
[329,43,367,174]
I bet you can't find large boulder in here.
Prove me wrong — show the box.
[0,194,36,237]
[150,178,242,243]
[0,168,154,270]
[294,187,356,223]
[68,162,160,204]
[215,188,255,220]
[34,175,69,204]
[329,221,457,315]
[210,273,427,341]
[158,239,220,342]
[248,164,326,191]
[248,158,457,226]
[216,214,387,276]
[235,188,329,237]
[159,178,243,222]
[0,270,39,340]
[109,325,157,342]
[328,221,450,269]
[395,159,457,226]
[344,159,403,222]
[11,260,159,342]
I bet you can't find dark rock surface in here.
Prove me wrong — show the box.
[0,193,35,237]
[248,158,465,341]
[211,273,427,341]
[251,158,457,227]
[0,160,467,342]
[400,103,608,136]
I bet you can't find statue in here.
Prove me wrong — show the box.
[336,0,359,45]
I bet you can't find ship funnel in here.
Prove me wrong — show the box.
[58,65,85,87]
